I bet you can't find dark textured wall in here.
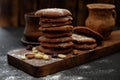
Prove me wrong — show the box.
[0,0,119,27]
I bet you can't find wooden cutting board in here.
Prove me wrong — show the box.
[7,30,120,77]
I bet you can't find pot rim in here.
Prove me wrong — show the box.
[87,3,115,9]
[24,12,41,17]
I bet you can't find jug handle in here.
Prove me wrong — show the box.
[112,9,116,19]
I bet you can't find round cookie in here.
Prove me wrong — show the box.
[74,43,97,50]
[38,36,72,43]
[39,25,73,31]
[73,27,103,41]
[41,41,73,48]
[37,46,73,54]
[40,21,72,27]
[41,31,72,38]
[40,16,73,23]
[72,34,96,43]
[35,8,72,17]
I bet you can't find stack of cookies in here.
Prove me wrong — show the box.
[35,8,73,54]
[72,27,103,50]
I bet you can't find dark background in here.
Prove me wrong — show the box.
[0,1,120,79]
[0,0,119,27]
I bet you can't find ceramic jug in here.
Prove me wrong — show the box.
[85,3,116,40]
[24,12,41,42]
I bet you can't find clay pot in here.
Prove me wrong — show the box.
[24,12,41,42]
[85,3,116,40]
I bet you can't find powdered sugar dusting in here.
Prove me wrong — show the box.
[72,34,96,42]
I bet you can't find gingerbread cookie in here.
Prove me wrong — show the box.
[72,33,97,50]
[41,41,73,48]
[72,34,96,43]
[41,31,72,38]
[73,27,103,41]
[38,36,72,43]
[37,46,73,54]
[40,16,73,23]
[35,8,72,17]
[39,25,73,31]
[74,43,97,50]
[40,21,72,27]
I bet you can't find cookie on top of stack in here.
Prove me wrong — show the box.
[72,27,103,50]
[35,8,73,54]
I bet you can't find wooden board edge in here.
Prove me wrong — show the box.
[7,40,120,77]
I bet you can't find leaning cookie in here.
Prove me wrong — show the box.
[35,8,72,17]
[38,36,72,43]
[39,25,73,31]
[73,27,103,41]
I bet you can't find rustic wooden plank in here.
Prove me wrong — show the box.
[7,30,120,77]
[114,0,120,27]
[76,0,95,26]
[96,0,114,4]
[19,0,38,26]
[0,0,12,27]
[0,0,120,27]
[0,0,20,27]
[0,0,118,27]
[62,0,77,26]
[11,0,19,27]
[77,0,87,26]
